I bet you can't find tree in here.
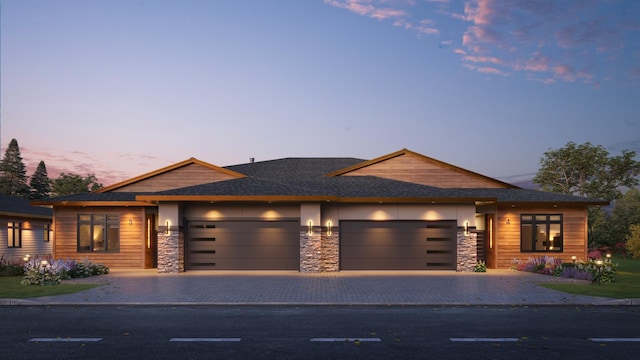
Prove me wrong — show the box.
[0,138,30,198]
[51,173,103,196]
[533,142,640,200]
[609,188,640,244]
[533,142,640,249]
[29,160,52,199]
[625,224,640,259]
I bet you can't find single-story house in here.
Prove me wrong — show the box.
[1,193,53,260]
[32,149,607,273]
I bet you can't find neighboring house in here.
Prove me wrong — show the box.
[32,149,607,273]
[1,194,53,260]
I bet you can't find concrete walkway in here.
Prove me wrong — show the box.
[3,268,634,306]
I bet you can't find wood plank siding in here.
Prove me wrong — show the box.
[494,205,588,268]
[53,207,146,268]
[111,163,238,192]
[342,153,508,188]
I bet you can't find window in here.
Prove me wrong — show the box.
[78,214,120,252]
[7,222,22,248]
[44,224,52,242]
[521,214,563,252]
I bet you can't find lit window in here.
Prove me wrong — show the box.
[78,214,120,253]
[44,224,52,242]
[7,222,22,248]
[521,214,563,252]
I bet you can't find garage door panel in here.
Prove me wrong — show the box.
[187,220,299,270]
[340,220,457,270]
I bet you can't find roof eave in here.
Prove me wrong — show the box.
[32,201,156,207]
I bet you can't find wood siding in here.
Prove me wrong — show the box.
[341,153,508,188]
[0,215,53,260]
[494,205,588,268]
[112,164,238,192]
[53,207,146,268]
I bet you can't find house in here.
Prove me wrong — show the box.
[32,149,607,273]
[1,193,53,260]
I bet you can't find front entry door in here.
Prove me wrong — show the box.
[144,214,157,268]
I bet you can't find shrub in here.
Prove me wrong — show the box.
[0,255,25,276]
[20,257,110,286]
[473,260,487,272]
[625,224,640,258]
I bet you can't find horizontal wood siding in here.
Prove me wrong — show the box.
[343,153,507,188]
[495,205,588,268]
[54,207,146,268]
[112,164,238,192]
[0,215,53,260]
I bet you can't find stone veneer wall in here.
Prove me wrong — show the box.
[456,230,477,272]
[157,226,184,273]
[321,231,339,272]
[299,230,322,272]
[299,229,340,272]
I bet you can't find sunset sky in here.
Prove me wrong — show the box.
[1,0,638,187]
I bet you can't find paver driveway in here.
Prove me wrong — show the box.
[9,269,613,305]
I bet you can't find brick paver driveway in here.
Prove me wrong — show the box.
[11,269,613,305]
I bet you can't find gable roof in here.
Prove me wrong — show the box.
[32,149,608,206]
[0,194,52,219]
[326,148,518,189]
[98,157,246,193]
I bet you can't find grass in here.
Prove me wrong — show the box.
[0,276,103,299]
[541,256,640,299]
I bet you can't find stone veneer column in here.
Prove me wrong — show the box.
[321,231,340,272]
[456,230,478,272]
[300,230,322,272]
[157,226,184,273]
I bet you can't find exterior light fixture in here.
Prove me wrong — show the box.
[506,218,510,225]
[464,221,469,235]
[129,218,133,226]
[166,221,170,234]
[41,260,49,268]
[606,253,611,262]
[327,221,332,236]
[308,220,313,235]
[571,255,577,264]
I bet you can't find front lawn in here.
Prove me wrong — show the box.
[0,276,103,299]
[541,257,640,299]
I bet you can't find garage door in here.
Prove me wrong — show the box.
[340,220,457,270]
[186,220,299,270]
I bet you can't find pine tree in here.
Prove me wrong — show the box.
[0,138,30,198]
[29,160,51,199]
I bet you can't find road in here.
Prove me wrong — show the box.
[1,305,639,359]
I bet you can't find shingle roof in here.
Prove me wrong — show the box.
[0,194,52,218]
[35,157,608,205]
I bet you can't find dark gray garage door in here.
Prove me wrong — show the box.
[340,220,457,270]
[186,220,299,270]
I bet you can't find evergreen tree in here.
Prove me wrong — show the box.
[29,160,51,199]
[0,138,30,198]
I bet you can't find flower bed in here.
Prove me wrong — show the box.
[512,255,617,284]
[21,257,110,286]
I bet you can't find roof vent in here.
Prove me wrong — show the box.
[250,157,255,163]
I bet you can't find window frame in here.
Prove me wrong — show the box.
[7,222,22,248]
[520,214,563,253]
[77,214,120,253]
[44,223,52,243]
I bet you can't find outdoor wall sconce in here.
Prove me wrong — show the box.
[166,221,170,234]
[464,221,469,235]
[506,218,511,225]
[327,221,332,236]
[308,220,313,235]
[129,218,133,226]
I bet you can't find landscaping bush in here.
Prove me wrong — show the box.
[0,255,25,276]
[625,224,640,258]
[20,257,109,286]
[512,256,617,284]
[473,260,487,272]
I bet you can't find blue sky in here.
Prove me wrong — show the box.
[1,0,638,187]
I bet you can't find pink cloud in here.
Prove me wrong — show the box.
[324,0,407,20]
